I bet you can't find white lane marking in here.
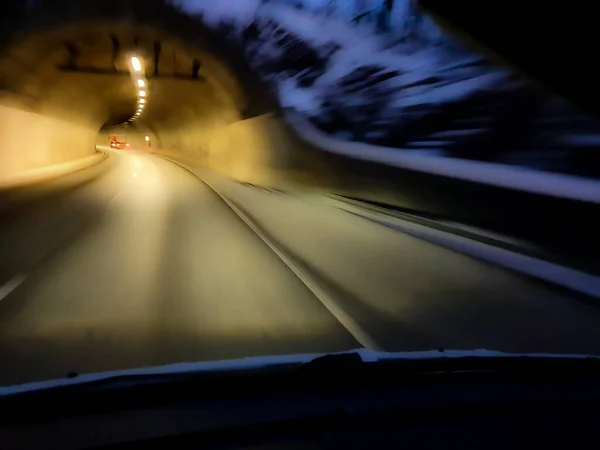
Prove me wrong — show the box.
[212,192,382,351]
[330,199,600,300]
[0,274,27,302]
[157,156,381,351]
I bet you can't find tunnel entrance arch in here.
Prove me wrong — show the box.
[0,4,297,185]
[0,20,254,127]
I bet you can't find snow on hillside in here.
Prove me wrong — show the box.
[176,0,600,178]
[180,0,506,114]
[178,0,262,27]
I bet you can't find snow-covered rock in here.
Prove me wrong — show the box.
[175,0,600,178]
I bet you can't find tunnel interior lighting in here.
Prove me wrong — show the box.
[127,58,148,121]
[131,57,142,72]
[145,136,150,141]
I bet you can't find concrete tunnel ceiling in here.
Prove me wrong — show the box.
[0,21,253,141]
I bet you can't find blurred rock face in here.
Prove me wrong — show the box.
[206,1,600,177]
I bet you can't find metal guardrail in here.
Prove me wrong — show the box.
[324,193,600,301]
[281,112,600,276]
[327,193,598,277]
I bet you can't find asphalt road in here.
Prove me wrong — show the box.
[2,150,600,386]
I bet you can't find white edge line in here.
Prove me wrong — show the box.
[0,273,28,302]
[158,156,381,351]
[329,199,600,299]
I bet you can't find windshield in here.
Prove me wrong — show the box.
[1,0,599,389]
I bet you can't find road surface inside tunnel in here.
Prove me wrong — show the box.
[2,150,600,385]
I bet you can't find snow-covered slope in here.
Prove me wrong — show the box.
[176,0,600,178]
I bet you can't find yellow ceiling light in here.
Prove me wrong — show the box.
[131,57,142,72]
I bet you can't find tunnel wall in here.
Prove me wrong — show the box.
[143,113,320,187]
[0,103,98,181]
[206,114,294,185]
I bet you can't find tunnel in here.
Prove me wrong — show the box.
[0,9,314,187]
[2,0,600,404]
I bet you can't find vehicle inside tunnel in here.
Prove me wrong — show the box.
[1,2,600,448]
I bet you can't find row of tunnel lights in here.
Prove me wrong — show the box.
[129,56,147,123]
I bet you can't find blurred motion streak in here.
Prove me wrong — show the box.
[0,0,599,389]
